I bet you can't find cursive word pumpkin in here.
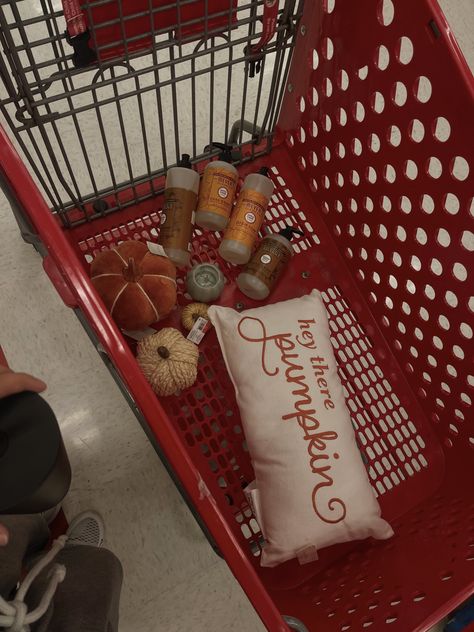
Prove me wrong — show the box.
[209,291,393,567]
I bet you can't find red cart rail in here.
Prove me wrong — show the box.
[0,1,473,630]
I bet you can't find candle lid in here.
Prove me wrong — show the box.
[186,263,225,302]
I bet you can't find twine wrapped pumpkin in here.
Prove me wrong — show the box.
[90,241,176,330]
[137,328,199,396]
[181,303,209,331]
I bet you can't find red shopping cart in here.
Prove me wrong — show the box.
[0,1,472,630]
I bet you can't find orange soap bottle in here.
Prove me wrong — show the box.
[195,144,238,231]
[219,167,274,265]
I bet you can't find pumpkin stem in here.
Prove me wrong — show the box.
[157,346,170,359]
[123,257,140,282]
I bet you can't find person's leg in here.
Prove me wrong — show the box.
[29,546,123,632]
[27,513,123,632]
[0,515,49,597]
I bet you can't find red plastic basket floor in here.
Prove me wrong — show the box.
[63,146,473,630]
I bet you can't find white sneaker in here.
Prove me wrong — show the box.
[66,511,105,547]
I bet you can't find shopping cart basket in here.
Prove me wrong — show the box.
[0,1,472,630]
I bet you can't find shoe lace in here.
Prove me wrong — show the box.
[0,535,67,631]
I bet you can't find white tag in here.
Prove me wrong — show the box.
[186,317,211,344]
[122,327,157,341]
[296,545,319,565]
[147,241,168,258]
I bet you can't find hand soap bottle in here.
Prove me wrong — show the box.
[236,226,304,300]
[195,144,238,232]
[219,167,274,265]
[159,154,199,267]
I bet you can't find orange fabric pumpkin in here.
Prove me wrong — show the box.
[90,241,177,330]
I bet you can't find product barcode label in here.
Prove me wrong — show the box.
[187,317,211,344]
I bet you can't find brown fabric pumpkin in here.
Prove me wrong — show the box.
[90,241,177,330]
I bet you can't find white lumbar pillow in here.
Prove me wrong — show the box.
[208,290,393,567]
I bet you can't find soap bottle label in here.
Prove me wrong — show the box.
[225,190,268,246]
[244,238,291,290]
[159,187,197,251]
[197,169,238,219]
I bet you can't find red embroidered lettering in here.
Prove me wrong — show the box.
[238,316,345,524]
